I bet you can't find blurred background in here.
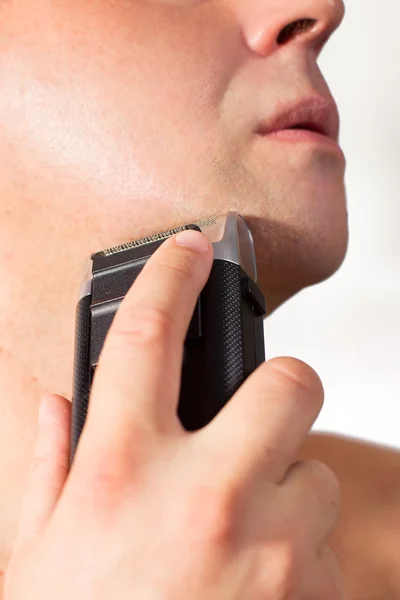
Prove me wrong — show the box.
[264,0,400,448]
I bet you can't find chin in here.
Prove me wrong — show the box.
[246,208,349,315]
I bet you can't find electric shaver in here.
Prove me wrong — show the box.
[70,210,266,463]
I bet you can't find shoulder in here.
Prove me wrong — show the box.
[298,433,400,600]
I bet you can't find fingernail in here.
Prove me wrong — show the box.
[175,230,209,253]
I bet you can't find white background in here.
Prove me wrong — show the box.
[264,0,400,448]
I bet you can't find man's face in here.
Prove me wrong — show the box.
[0,0,347,310]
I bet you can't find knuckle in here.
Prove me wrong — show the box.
[112,305,174,349]
[185,483,238,548]
[267,541,301,599]
[159,252,196,282]
[72,447,133,517]
[304,459,341,509]
[267,357,324,414]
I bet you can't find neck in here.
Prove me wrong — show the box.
[0,204,128,564]
[0,203,287,405]
[0,197,287,565]
[0,225,88,401]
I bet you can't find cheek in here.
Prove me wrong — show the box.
[0,0,237,205]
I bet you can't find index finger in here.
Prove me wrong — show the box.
[82,229,213,450]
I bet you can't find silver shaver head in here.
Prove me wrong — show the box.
[97,210,257,281]
[79,210,257,301]
[195,211,257,283]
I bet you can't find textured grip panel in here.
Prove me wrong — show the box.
[178,260,246,430]
[219,260,244,394]
[70,258,265,456]
[70,293,92,464]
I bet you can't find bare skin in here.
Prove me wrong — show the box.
[4,232,343,600]
[299,434,400,600]
[0,0,398,597]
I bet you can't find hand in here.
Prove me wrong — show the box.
[4,229,343,600]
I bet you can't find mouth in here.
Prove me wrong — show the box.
[256,97,340,142]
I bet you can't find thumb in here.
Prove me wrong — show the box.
[14,393,71,552]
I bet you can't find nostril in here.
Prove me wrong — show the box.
[277,18,317,45]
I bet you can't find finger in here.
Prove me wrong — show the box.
[305,546,345,600]
[278,459,340,550]
[197,357,324,484]
[14,393,71,552]
[81,230,213,453]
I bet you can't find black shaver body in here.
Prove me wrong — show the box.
[70,211,266,463]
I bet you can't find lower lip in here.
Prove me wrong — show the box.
[259,129,345,158]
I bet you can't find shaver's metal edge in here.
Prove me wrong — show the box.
[78,211,257,301]
[78,259,94,301]
[203,211,257,284]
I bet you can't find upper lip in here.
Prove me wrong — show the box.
[256,97,339,142]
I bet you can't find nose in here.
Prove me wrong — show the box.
[238,0,345,57]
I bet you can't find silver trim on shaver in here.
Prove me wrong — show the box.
[198,211,257,284]
[78,211,257,300]
[78,260,94,301]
